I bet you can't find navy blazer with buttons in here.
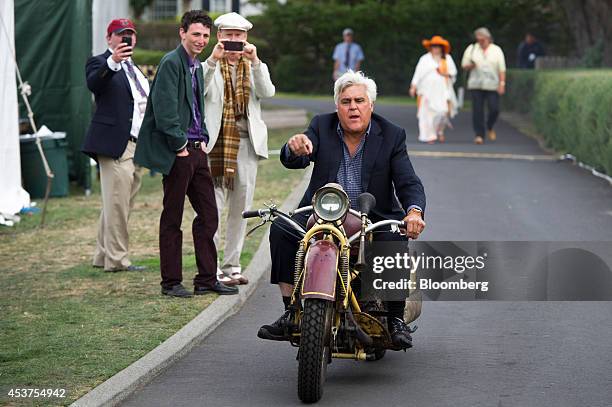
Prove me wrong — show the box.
[82,50,140,160]
[281,112,426,222]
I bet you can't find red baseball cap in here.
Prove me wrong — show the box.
[107,19,137,36]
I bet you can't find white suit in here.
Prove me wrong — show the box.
[411,53,458,142]
[202,58,275,276]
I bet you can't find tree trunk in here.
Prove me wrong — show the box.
[558,0,612,66]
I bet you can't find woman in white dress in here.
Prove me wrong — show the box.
[409,35,458,143]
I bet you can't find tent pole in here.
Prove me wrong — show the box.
[17,74,54,227]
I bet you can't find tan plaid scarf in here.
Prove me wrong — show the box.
[209,57,251,190]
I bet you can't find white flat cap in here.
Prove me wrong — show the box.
[214,12,253,31]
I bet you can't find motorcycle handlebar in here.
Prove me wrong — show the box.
[347,219,407,245]
[242,209,265,219]
[243,207,407,240]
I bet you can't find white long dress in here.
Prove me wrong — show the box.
[411,53,458,142]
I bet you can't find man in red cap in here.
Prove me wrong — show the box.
[82,18,149,272]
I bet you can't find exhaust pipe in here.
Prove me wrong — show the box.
[346,308,373,346]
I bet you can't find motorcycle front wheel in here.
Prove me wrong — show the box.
[297,299,333,403]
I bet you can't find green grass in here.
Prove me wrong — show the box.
[260,102,299,111]
[0,126,305,406]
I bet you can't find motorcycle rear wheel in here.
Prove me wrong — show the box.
[298,299,333,403]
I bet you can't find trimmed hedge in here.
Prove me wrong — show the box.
[132,48,166,65]
[505,69,612,174]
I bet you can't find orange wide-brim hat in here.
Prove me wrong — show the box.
[422,35,451,54]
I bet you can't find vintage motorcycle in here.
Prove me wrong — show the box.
[243,183,420,403]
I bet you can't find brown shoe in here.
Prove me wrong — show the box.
[474,136,484,145]
[230,272,249,285]
[217,274,240,286]
[487,129,496,141]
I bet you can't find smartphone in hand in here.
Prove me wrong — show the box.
[122,36,133,48]
[223,41,244,52]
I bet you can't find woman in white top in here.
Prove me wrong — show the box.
[461,27,506,144]
[410,35,458,144]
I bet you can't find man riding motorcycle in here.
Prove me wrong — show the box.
[258,70,426,350]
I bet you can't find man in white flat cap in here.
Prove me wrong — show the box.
[202,12,275,286]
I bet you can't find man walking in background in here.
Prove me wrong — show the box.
[517,32,545,69]
[82,19,148,272]
[332,28,364,80]
[202,12,276,286]
[461,27,506,145]
[135,10,238,298]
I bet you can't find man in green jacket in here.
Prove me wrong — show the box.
[135,10,238,298]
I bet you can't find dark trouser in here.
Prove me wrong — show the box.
[160,147,218,289]
[269,212,309,285]
[269,213,406,319]
[471,89,500,137]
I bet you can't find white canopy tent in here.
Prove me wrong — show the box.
[92,0,130,55]
[0,0,30,221]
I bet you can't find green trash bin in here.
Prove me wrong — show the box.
[20,133,69,199]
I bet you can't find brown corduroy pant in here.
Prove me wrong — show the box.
[159,146,218,289]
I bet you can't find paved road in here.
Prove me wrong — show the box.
[123,99,612,407]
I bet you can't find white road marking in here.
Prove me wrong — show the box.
[406,151,558,161]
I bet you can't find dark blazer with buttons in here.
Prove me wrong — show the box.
[81,49,138,160]
[281,112,426,222]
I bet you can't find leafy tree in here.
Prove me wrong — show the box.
[251,0,570,94]
[130,0,155,20]
[556,0,611,67]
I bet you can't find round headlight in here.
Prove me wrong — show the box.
[312,183,350,222]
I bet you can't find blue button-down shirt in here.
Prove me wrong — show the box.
[187,57,209,144]
[336,123,370,209]
[332,42,365,74]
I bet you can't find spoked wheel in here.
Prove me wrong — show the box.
[297,299,333,403]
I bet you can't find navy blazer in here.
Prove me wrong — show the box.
[281,112,426,222]
[81,50,140,160]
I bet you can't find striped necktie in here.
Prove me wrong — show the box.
[125,60,147,98]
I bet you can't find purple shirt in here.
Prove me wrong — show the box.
[187,57,208,144]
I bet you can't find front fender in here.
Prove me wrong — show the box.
[301,240,338,301]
